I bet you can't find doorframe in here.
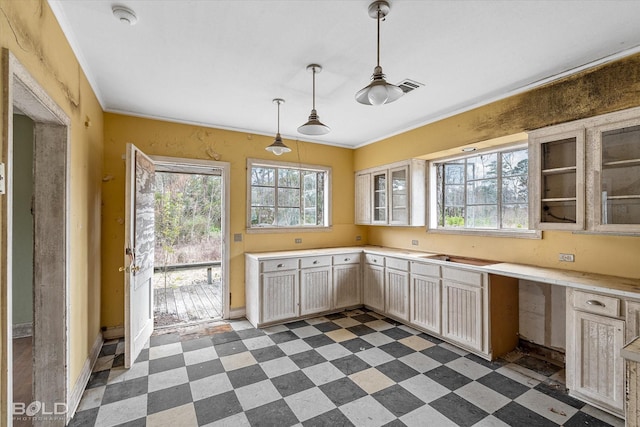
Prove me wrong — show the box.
[2,50,71,426]
[151,155,231,320]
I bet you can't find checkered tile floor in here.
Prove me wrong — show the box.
[69,309,624,426]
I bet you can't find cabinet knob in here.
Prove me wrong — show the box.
[344,258,350,262]
[277,263,284,268]
[586,300,605,307]
[313,260,319,264]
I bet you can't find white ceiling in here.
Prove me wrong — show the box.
[48,0,640,149]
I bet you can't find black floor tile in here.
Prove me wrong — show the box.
[112,353,125,368]
[135,348,149,363]
[226,364,268,389]
[147,383,193,415]
[379,341,414,358]
[376,360,420,383]
[314,322,342,333]
[271,370,315,397]
[352,313,378,323]
[99,343,117,357]
[418,333,444,344]
[236,328,266,340]
[186,358,224,381]
[68,407,99,427]
[245,399,299,427]
[564,410,615,427]
[102,376,148,405]
[340,337,374,353]
[148,353,186,374]
[214,340,248,356]
[347,324,377,336]
[381,327,412,340]
[302,408,355,427]
[251,345,287,363]
[430,392,488,427]
[325,312,347,320]
[86,370,110,389]
[270,331,300,344]
[515,355,562,377]
[493,401,557,427]
[331,354,370,375]
[181,337,214,353]
[211,330,241,345]
[425,365,473,391]
[115,417,146,427]
[150,334,180,347]
[372,384,425,417]
[290,349,327,369]
[534,381,586,409]
[319,377,367,406]
[194,390,243,425]
[285,320,310,329]
[464,353,504,370]
[303,334,335,348]
[477,371,530,399]
[421,345,461,364]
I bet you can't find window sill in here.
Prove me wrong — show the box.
[427,227,542,239]
[246,226,333,234]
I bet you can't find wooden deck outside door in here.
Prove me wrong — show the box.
[124,144,156,368]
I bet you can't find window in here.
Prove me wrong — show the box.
[432,146,531,234]
[248,159,331,230]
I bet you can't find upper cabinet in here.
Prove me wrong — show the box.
[529,128,585,230]
[355,159,426,226]
[530,106,640,234]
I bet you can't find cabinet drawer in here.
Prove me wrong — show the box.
[386,257,409,271]
[365,254,385,266]
[572,290,620,317]
[333,254,361,265]
[300,255,332,269]
[442,267,483,286]
[261,258,299,272]
[411,261,440,278]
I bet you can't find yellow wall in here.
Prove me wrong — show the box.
[101,113,366,328]
[0,0,104,405]
[356,53,640,279]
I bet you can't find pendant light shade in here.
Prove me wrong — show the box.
[298,64,330,135]
[356,0,403,106]
[266,98,291,156]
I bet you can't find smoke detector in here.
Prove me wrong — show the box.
[112,5,137,25]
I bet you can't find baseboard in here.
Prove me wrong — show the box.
[518,338,565,366]
[67,332,103,422]
[102,326,124,340]
[229,307,246,319]
[13,322,32,338]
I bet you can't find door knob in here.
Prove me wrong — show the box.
[119,266,128,273]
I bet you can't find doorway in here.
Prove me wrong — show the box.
[2,50,70,427]
[153,167,224,327]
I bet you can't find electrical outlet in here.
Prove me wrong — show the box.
[411,240,419,246]
[233,233,242,242]
[355,235,362,241]
[559,253,575,262]
[295,238,302,244]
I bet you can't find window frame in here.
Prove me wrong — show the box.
[428,142,541,239]
[246,158,332,232]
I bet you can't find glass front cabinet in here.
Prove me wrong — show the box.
[530,106,640,234]
[354,159,426,226]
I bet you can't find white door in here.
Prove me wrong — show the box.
[124,144,156,367]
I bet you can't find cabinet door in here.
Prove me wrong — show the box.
[333,263,361,310]
[300,266,332,316]
[626,300,640,344]
[591,117,640,233]
[386,268,409,320]
[570,311,625,412]
[389,166,409,225]
[364,264,385,312]
[261,270,299,324]
[372,171,388,224]
[410,274,441,335]
[442,280,483,352]
[355,173,372,225]
[529,128,585,230]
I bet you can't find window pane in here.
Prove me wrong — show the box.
[502,177,528,204]
[445,184,464,206]
[466,205,497,228]
[502,149,528,176]
[251,167,274,186]
[303,208,317,225]
[502,204,529,229]
[278,188,300,207]
[444,163,464,184]
[466,154,497,180]
[278,168,300,188]
[466,179,497,204]
[444,206,465,227]
[251,187,274,206]
[251,207,275,226]
[277,208,300,226]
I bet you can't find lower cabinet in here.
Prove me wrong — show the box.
[364,254,385,312]
[409,261,441,335]
[442,279,484,353]
[333,254,361,309]
[566,288,626,415]
[385,258,410,321]
[261,269,299,324]
[300,260,332,316]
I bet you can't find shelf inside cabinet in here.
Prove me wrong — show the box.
[542,166,577,175]
[602,158,640,169]
[605,195,640,200]
[542,197,577,202]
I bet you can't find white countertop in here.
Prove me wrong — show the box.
[246,245,640,299]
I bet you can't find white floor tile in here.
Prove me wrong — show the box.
[292,325,322,339]
[149,342,183,360]
[189,372,233,401]
[398,352,440,373]
[515,388,579,424]
[147,367,189,393]
[455,381,511,413]
[277,339,313,355]
[260,356,299,378]
[400,404,459,427]
[242,335,275,351]
[202,411,251,427]
[471,415,511,427]
[340,395,396,427]
[356,347,395,367]
[235,379,281,411]
[285,387,336,421]
[302,361,345,385]
[183,346,218,366]
[76,386,106,411]
[107,361,149,384]
[315,343,353,361]
[446,357,492,380]
[399,375,450,403]
[94,394,147,427]
[360,332,395,347]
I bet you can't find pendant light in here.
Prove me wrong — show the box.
[298,64,330,135]
[355,0,403,106]
[265,98,291,156]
